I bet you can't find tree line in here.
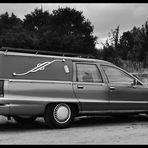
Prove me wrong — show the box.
[0,7,97,55]
[98,23,148,69]
[0,7,148,69]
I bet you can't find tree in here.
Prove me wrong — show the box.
[101,26,122,66]
[0,12,23,47]
[23,8,51,32]
[22,7,97,55]
[139,21,148,67]
[0,12,22,33]
[108,25,120,50]
[118,31,134,60]
[45,7,97,54]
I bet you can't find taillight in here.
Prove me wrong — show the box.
[0,80,4,97]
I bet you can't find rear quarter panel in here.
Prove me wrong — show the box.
[0,53,79,116]
[4,80,78,116]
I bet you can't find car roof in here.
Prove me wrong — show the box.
[0,47,114,66]
[1,51,113,66]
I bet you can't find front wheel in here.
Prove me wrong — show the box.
[44,103,75,129]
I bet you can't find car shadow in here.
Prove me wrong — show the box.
[71,114,148,128]
[0,115,148,131]
[0,117,48,132]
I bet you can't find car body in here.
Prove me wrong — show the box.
[0,47,148,128]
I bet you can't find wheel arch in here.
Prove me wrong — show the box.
[44,102,80,116]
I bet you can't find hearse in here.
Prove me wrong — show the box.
[0,47,148,128]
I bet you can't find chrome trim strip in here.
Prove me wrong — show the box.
[8,79,72,84]
[78,100,108,103]
[110,101,148,104]
[13,59,65,76]
[79,110,148,114]
[75,100,148,104]
[73,81,106,86]
[8,79,106,85]
[0,97,79,104]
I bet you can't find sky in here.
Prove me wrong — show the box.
[0,3,148,49]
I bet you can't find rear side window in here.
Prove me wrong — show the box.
[76,64,103,83]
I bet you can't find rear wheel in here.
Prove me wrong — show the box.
[44,103,75,129]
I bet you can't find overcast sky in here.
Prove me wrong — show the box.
[0,3,148,49]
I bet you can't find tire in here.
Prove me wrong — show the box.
[13,116,37,124]
[44,103,75,129]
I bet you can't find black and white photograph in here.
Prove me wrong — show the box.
[0,3,148,145]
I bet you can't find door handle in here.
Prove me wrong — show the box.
[77,85,84,89]
[110,86,115,91]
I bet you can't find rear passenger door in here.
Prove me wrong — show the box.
[73,63,110,113]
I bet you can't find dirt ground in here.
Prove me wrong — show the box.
[0,114,148,145]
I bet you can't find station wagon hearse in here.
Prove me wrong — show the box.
[0,47,148,129]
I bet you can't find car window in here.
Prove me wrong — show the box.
[101,65,134,84]
[76,64,103,83]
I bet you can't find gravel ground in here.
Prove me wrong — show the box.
[0,115,148,145]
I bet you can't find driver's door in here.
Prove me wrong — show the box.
[101,65,148,110]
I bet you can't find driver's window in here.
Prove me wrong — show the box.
[101,65,134,84]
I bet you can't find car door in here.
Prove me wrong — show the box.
[73,62,110,113]
[101,65,148,110]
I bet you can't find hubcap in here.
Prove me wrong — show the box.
[53,104,71,124]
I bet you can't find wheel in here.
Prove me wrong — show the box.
[44,103,75,129]
[13,116,37,124]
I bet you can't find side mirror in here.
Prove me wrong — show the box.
[131,79,137,88]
